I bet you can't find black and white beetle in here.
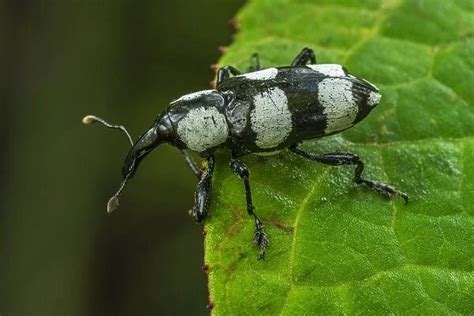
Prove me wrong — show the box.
[83,47,408,260]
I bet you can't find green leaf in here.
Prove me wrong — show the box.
[205,0,474,314]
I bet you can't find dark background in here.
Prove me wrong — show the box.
[1,0,244,314]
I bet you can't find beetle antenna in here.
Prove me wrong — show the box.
[82,114,133,146]
[106,175,130,213]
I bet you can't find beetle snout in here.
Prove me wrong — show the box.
[122,152,138,179]
[122,126,161,179]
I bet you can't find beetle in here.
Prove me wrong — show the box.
[83,47,408,260]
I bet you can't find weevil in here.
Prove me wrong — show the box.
[83,47,408,260]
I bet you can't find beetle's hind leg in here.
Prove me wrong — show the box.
[291,47,317,66]
[290,146,409,204]
[191,155,215,223]
[230,158,269,260]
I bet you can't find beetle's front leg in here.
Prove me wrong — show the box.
[230,158,269,260]
[290,146,409,204]
[248,53,262,72]
[216,66,241,85]
[191,155,215,223]
[291,47,317,66]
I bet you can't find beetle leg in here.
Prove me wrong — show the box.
[291,47,317,66]
[216,66,241,85]
[191,155,215,223]
[290,146,409,204]
[180,149,202,179]
[230,158,269,260]
[248,53,262,72]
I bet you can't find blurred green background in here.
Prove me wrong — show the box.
[1,0,244,314]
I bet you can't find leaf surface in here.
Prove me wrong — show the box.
[205,0,474,314]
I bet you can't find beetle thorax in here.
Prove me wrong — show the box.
[176,105,229,152]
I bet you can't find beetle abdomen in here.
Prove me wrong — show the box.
[317,76,380,134]
[250,86,293,149]
[286,66,381,140]
[318,77,360,133]
[220,65,381,154]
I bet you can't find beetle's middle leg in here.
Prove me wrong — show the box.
[291,47,317,66]
[191,155,215,223]
[230,158,269,260]
[290,146,409,204]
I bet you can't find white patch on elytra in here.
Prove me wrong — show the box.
[241,68,278,80]
[177,107,228,152]
[173,90,215,103]
[308,64,346,77]
[367,91,381,107]
[250,87,292,149]
[318,78,358,134]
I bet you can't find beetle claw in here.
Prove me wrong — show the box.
[253,219,269,260]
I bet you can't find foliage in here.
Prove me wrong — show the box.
[205,0,474,314]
